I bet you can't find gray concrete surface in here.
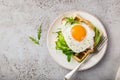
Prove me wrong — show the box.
[0,0,120,80]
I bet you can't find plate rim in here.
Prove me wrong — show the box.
[47,10,108,71]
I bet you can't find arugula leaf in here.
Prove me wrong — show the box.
[67,53,72,62]
[94,27,101,46]
[63,50,73,62]
[29,36,39,45]
[55,31,74,62]
[65,17,79,25]
[37,23,42,40]
[29,23,42,45]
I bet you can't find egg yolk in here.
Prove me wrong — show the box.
[71,25,86,41]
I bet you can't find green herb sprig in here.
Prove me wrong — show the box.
[65,17,79,25]
[29,36,39,45]
[94,26,101,46]
[55,31,74,62]
[29,23,42,45]
[37,23,42,40]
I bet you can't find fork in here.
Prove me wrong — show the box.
[64,36,108,80]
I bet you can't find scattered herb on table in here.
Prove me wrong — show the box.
[29,36,39,45]
[29,23,42,45]
[37,23,42,40]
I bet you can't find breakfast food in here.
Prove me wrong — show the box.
[55,14,102,62]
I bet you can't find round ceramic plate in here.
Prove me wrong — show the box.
[47,11,108,71]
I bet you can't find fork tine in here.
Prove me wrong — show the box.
[95,36,106,49]
[97,39,108,51]
[96,36,107,48]
[98,36,106,44]
[97,37,107,48]
[97,37,108,51]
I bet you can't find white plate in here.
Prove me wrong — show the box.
[115,66,120,80]
[47,11,108,71]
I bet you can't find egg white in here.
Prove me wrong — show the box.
[61,23,95,53]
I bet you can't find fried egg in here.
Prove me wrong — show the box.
[61,23,95,53]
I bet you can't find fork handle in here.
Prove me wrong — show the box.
[64,62,83,80]
[64,54,92,80]
[64,55,89,80]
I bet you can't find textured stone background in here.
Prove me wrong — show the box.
[0,0,120,80]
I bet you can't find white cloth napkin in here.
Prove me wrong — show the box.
[115,67,120,80]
